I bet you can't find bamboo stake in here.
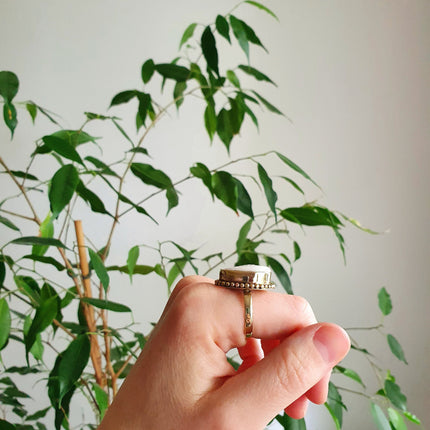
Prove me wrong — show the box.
[74,220,106,388]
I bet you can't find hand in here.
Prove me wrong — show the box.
[99,276,350,430]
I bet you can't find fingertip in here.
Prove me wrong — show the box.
[313,323,350,366]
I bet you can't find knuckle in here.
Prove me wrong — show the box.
[291,295,315,324]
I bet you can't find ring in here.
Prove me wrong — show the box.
[215,265,275,337]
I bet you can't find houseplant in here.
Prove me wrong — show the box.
[0,1,421,429]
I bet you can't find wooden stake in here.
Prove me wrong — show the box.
[74,220,105,388]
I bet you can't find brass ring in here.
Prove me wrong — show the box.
[215,265,275,338]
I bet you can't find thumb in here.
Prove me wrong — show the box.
[212,323,350,429]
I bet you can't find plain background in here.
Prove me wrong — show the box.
[0,0,429,429]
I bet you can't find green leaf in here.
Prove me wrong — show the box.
[93,384,109,419]
[179,23,197,48]
[14,276,41,306]
[0,298,11,350]
[378,287,392,316]
[335,365,365,387]
[275,414,307,429]
[76,181,112,216]
[265,256,292,294]
[251,90,283,115]
[385,379,407,411]
[403,411,421,425]
[244,1,279,21]
[167,259,186,288]
[171,242,199,274]
[190,162,213,195]
[258,163,278,220]
[57,334,90,403]
[0,215,20,231]
[235,178,254,218]
[229,15,249,60]
[41,135,84,165]
[280,206,342,227]
[215,15,230,43]
[212,171,238,212]
[216,108,234,150]
[0,419,16,430]
[85,156,118,177]
[0,259,5,286]
[23,314,44,360]
[26,406,50,421]
[88,248,110,292]
[81,298,131,313]
[236,219,253,254]
[238,65,276,86]
[49,164,80,219]
[127,246,140,283]
[276,152,319,187]
[0,71,19,103]
[371,403,391,430]
[32,213,54,257]
[293,241,301,261]
[204,103,217,141]
[388,408,407,430]
[3,102,17,137]
[387,334,408,364]
[110,90,137,107]
[226,70,241,88]
[281,176,305,195]
[25,296,58,356]
[173,80,187,109]
[201,26,219,76]
[10,236,67,249]
[8,169,38,181]
[23,254,65,271]
[325,382,345,429]
[155,63,190,82]
[136,92,152,128]
[48,129,98,147]
[141,59,155,83]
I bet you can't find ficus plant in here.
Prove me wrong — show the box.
[0,2,421,429]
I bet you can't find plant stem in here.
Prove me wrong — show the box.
[0,208,36,222]
[0,156,41,224]
[345,324,383,331]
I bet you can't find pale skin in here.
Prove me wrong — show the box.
[99,276,350,430]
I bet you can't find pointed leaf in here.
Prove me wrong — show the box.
[280,206,342,227]
[82,298,131,313]
[85,156,118,177]
[275,414,306,429]
[385,379,407,411]
[110,90,137,107]
[258,163,278,220]
[179,23,197,48]
[8,170,38,181]
[190,162,213,195]
[276,152,319,188]
[378,287,392,316]
[201,26,219,76]
[57,334,90,403]
[127,246,140,283]
[234,178,254,218]
[25,296,58,355]
[32,214,54,256]
[93,384,109,419]
[252,90,283,115]
[23,254,65,271]
[49,164,80,218]
[10,236,67,249]
[371,403,391,430]
[388,408,407,430]
[0,215,19,231]
[229,16,249,60]
[215,15,230,43]
[226,70,241,88]
[212,171,238,212]
[335,365,365,387]
[216,108,234,150]
[238,65,276,86]
[88,248,110,292]
[236,219,253,254]
[167,259,186,288]
[403,411,421,425]
[3,102,17,137]
[387,334,407,364]
[174,81,187,109]
[155,64,190,82]
[76,181,112,216]
[0,298,11,350]
[204,103,217,141]
[0,71,19,102]
[141,59,155,83]
[41,135,84,165]
[325,382,345,429]
[107,264,154,276]
[265,256,292,294]
[244,1,279,21]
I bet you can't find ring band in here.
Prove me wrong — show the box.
[215,265,275,338]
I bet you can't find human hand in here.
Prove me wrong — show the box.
[99,275,350,430]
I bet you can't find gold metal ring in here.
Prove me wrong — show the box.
[215,265,275,338]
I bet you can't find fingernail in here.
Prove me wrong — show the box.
[313,324,350,364]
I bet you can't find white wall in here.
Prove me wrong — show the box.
[0,0,429,428]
